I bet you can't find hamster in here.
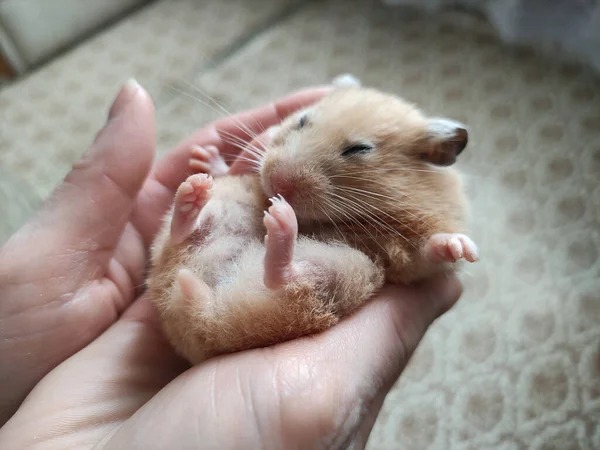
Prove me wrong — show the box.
[147,76,478,365]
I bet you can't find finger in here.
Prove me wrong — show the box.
[345,277,460,445]
[265,275,463,447]
[0,295,187,449]
[155,86,331,191]
[227,127,271,176]
[0,82,156,426]
[131,86,331,244]
[102,277,461,450]
[1,80,155,279]
[58,80,155,253]
[228,87,331,175]
[310,275,462,383]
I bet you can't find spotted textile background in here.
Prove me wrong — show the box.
[1,0,599,448]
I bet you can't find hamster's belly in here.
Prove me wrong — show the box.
[190,235,259,290]
[182,186,264,290]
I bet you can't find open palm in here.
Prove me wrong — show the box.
[0,82,461,449]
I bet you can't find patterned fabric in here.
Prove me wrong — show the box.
[1,0,599,448]
[0,0,298,240]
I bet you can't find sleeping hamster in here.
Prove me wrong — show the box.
[147,76,478,364]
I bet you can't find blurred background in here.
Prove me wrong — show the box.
[0,0,599,448]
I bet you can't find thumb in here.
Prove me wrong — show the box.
[4,80,155,265]
[320,275,463,448]
[52,79,155,251]
[290,275,463,387]
[334,275,463,389]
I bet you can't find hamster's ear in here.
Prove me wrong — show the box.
[332,73,361,88]
[421,118,468,166]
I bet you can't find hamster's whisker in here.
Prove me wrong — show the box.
[219,122,267,154]
[333,180,409,199]
[218,130,265,157]
[339,186,427,224]
[351,192,429,236]
[221,154,262,172]
[330,167,441,178]
[218,134,250,155]
[246,143,267,159]
[226,154,261,166]
[331,192,416,249]
[169,85,232,121]
[323,197,368,246]
[322,155,342,173]
[329,174,398,188]
[219,135,265,164]
[342,193,423,246]
[331,191,417,246]
[218,136,258,159]
[218,128,264,151]
[338,185,424,211]
[324,198,383,252]
[183,81,233,114]
[170,84,266,150]
[330,179,424,212]
[328,193,394,252]
[252,118,268,135]
[224,136,266,161]
[332,194,394,236]
[460,268,474,278]
[315,203,350,246]
[218,140,263,170]
[179,81,266,145]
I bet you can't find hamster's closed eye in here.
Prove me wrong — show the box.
[342,143,373,157]
[298,114,308,129]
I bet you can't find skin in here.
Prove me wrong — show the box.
[0,81,462,449]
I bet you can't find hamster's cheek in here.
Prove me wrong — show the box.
[266,124,290,148]
[266,125,281,139]
[266,125,284,145]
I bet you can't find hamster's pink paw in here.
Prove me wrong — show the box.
[170,173,213,245]
[189,145,229,177]
[176,268,213,303]
[263,195,298,289]
[424,233,478,264]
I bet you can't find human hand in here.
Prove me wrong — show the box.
[0,81,462,449]
[0,80,329,424]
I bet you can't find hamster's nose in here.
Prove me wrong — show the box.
[269,172,296,203]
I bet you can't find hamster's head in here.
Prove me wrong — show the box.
[259,87,469,223]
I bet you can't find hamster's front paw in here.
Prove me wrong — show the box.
[263,195,298,289]
[170,173,213,245]
[423,233,479,264]
[189,145,229,177]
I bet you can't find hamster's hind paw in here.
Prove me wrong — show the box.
[170,173,213,245]
[176,268,213,303]
[424,233,479,264]
[189,145,229,177]
[263,195,298,290]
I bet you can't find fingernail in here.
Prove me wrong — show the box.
[107,78,142,121]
